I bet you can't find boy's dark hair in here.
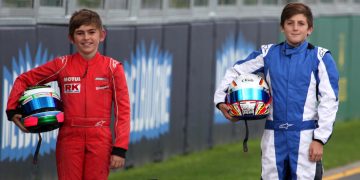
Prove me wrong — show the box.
[68,9,103,39]
[280,3,313,28]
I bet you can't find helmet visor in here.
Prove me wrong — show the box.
[227,88,269,104]
[22,96,62,117]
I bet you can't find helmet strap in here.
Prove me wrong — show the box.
[32,133,42,164]
[243,120,249,152]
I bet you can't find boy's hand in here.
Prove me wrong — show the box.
[110,155,125,169]
[218,103,239,123]
[309,140,323,162]
[12,114,29,133]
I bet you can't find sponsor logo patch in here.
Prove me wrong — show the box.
[96,85,109,90]
[95,120,106,127]
[279,123,294,130]
[95,77,108,81]
[64,76,80,82]
[64,83,81,93]
[111,58,119,68]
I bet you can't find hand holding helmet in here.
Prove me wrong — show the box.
[12,114,29,133]
[218,103,239,122]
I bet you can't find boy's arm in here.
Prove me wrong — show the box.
[6,57,66,120]
[111,61,130,158]
[313,52,339,144]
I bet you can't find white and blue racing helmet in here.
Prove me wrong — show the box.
[226,74,272,120]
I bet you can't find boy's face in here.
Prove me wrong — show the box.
[281,14,313,47]
[69,24,105,58]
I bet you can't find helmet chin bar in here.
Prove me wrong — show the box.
[22,111,64,133]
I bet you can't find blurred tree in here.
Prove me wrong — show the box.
[108,0,128,10]
[263,0,278,5]
[141,0,162,9]
[77,0,104,8]
[243,0,258,5]
[321,0,334,3]
[218,0,236,5]
[169,0,190,8]
[194,0,208,6]
[2,0,32,8]
[281,0,298,5]
[40,0,63,7]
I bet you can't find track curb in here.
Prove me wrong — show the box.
[323,161,360,180]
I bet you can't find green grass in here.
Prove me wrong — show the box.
[322,119,360,169]
[109,119,360,180]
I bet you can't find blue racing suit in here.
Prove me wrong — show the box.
[214,41,339,179]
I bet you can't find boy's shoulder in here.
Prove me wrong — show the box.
[102,55,122,63]
[101,55,123,70]
[314,46,329,60]
[259,43,276,57]
[51,54,71,65]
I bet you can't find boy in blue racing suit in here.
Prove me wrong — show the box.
[214,3,339,179]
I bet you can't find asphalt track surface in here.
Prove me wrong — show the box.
[323,161,360,180]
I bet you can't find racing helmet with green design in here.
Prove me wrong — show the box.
[19,85,63,133]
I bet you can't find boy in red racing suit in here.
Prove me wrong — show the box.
[6,9,130,180]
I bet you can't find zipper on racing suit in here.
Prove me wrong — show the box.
[83,62,88,118]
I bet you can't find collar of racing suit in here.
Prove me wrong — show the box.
[74,51,102,66]
[283,40,308,56]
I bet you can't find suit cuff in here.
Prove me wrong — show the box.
[313,138,325,145]
[111,147,127,158]
[6,109,22,121]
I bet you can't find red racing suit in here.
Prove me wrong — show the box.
[6,52,130,179]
